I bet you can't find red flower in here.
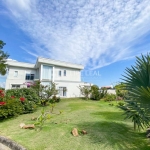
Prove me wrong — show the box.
[0,90,3,93]
[20,97,25,102]
[11,96,15,99]
[0,101,6,106]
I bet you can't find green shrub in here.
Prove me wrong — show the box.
[117,101,125,106]
[99,88,107,99]
[21,99,37,114]
[0,89,37,120]
[91,85,101,100]
[30,80,58,106]
[0,98,24,119]
[6,88,40,103]
[103,94,116,102]
[49,96,61,103]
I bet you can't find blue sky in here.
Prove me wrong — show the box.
[0,0,150,87]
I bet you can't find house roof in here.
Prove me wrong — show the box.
[6,57,84,70]
[6,59,35,69]
[36,57,84,70]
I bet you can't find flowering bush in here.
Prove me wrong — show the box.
[20,97,25,102]
[0,90,4,99]
[11,96,15,99]
[0,101,6,106]
[22,100,37,114]
[0,90,37,120]
[6,88,40,103]
[0,99,24,119]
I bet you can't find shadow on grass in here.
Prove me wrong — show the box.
[76,120,149,150]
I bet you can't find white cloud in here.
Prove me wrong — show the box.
[3,0,150,68]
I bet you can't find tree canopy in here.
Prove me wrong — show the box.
[0,40,9,75]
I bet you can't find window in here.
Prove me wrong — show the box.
[59,70,61,76]
[42,65,52,80]
[64,70,66,76]
[25,74,34,80]
[14,71,18,77]
[59,87,67,96]
[11,84,20,89]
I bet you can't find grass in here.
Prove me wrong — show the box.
[0,98,150,150]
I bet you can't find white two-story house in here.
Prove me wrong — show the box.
[5,57,90,97]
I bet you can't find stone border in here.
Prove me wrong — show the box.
[0,136,27,150]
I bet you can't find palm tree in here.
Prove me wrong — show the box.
[120,53,150,130]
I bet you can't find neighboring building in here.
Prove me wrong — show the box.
[100,85,116,94]
[5,57,90,97]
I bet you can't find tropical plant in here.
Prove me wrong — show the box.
[0,40,9,75]
[119,100,149,130]
[120,54,150,130]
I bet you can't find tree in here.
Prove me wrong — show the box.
[91,85,100,100]
[78,85,91,100]
[119,54,150,130]
[31,80,58,106]
[115,83,127,99]
[0,40,9,75]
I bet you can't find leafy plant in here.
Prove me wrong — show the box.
[79,85,91,100]
[117,101,125,106]
[49,95,61,103]
[120,54,150,130]
[119,100,150,130]
[91,85,101,100]
[34,108,51,130]
[115,83,127,99]
[21,100,37,114]
[6,88,40,103]
[0,40,9,75]
[31,80,58,106]
[99,88,107,99]
[50,103,56,113]
[0,98,24,119]
[0,89,37,120]
[103,94,116,102]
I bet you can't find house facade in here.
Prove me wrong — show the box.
[5,57,90,97]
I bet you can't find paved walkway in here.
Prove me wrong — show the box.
[0,143,11,150]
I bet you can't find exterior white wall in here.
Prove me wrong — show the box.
[107,89,116,94]
[54,66,81,82]
[5,66,36,89]
[55,81,82,97]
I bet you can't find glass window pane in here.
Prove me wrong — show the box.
[26,74,34,80]
[14,71,18,77]
[64,70,66,76]
[42,65,52,80]
[59,71,61,76]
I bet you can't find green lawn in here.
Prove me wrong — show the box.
[0,98,149,150]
